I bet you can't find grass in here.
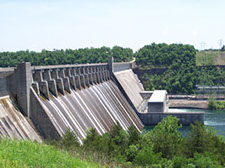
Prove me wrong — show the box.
[196,51,225,66]
[0,138,100,168]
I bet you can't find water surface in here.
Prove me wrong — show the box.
[144,108,225,137]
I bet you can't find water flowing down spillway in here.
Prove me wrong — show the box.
[0,96,42,143]
[40,80,143,142]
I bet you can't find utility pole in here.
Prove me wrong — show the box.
[200,42,206,64]
[218,39,223,49]
[200,42,206,51]
[218,39,223,55]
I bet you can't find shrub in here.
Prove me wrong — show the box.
[58,129,80,151]
[133,145,162,166]
[208,95,217,110]
[83,128,101,151]
[126,144,139,162]
[127,125,141,145]
[144,116,183,159]
[188,152,223,168]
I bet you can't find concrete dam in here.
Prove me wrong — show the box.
[0,57,204,142]
[0,58,144,142]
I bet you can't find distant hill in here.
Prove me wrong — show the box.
[196,51,225,66]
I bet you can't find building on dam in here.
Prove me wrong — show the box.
[0,57,204,143]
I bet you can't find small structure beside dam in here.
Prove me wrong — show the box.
[138,90,204,126]
[0,57,204,142]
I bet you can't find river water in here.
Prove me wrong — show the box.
[144,108,225,137]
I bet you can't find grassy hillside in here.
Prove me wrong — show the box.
[0,138,100,168]
[196,51,225,66]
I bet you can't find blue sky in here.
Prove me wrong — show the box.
[0,0,224,51]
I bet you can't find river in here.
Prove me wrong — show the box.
[144,108,225,137]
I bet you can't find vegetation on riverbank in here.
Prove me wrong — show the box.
[1,116,225,167]
[208,96,225,110]
[48,117,225,167]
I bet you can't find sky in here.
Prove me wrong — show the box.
[0,0,224,52]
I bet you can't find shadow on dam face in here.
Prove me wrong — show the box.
[40,80,143,143]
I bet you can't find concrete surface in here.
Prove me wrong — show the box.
[139,111,204,126]
[114,69,144,109]
[169,99,208,109]
[0,95,42,142]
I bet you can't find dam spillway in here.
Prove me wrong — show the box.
[0,57,144,142]
[0,95,42,143]
[40,80,143,142]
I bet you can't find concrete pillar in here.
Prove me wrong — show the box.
[73,68,81,90]
[92,66,98,84]
[78,68,86,88]
[33,71,50,99]
[96,67,101,84]
[43,70,58,97]
[32,82,40,97]
[13,63,32,117]
[87,67,93,85]
[100,66,106,81]
[103,66,110,80]
[83,67,90,87]
[65,69,76,90]
[108,56,114,74]
[51,70,65,95]
[58,69,71,94]
[97,66,103,83]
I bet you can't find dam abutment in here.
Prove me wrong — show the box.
[7,62,32,117]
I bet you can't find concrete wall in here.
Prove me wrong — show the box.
[30,88,61,140]
[114,62,133,72]
[6,63,32,117]
[114,69,144,110]
[139,112,204,126]
[0,77,8,96]
[148,103,164,113]
[140,91,153,100]
[111,72,140,116]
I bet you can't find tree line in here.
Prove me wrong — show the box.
[135,43,225,94]
[1,43,225,94]
[0,46,133,67]
[50,116,225,167]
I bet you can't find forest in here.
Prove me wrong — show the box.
[0,46,133,67]
[1,43,225,94]
[48,116,225,167]
[135,43,225,94]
